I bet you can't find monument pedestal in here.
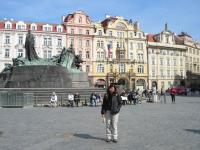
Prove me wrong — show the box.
[4,65,90,88]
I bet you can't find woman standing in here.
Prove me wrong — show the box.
[101,84,123,143]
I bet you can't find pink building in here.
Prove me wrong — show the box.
[62,11,94,82]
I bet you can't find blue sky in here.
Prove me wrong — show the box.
[0,0,200,41]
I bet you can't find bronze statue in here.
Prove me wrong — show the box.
[25,30,38,61]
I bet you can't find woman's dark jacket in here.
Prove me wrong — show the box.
[101,93,122,115]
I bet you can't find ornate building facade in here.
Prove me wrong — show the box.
[0,11,199,90]
[147,24,187,90]
[92,16,148,90]
[177,32,200,88]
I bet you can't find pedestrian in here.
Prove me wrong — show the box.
[170,87,176,103]
[68,93,74,107]
[160,87,166,103]
[101,84,123,143]
[50,92,58,107]
[90,93,97,107]
[74,92,80,107]
[152,86,157,102]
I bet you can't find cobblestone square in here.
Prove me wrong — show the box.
[0,96,200,150]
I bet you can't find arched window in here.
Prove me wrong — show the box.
[138,65,144,73]
[97,64,104,73]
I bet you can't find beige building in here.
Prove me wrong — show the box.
[177,32,200,88]
[92,16,148,90]
[147,24,187,91]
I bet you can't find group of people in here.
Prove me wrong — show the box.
[127,89,141,105]
[90,93,102,107]
[49,92,80,107]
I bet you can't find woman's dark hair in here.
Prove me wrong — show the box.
[107,84,117,95]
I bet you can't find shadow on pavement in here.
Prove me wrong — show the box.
[184,129,200,134]
[73,133,105,141]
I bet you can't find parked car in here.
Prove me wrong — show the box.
[166,87,187,95]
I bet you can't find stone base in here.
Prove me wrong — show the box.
[4,65,90,88]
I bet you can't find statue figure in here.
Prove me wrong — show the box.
[25,30,39,61]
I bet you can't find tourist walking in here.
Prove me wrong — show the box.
[101,84,123,143]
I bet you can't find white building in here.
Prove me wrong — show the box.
[0,19,67,71]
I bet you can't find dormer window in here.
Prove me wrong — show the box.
[43,25,52,32]
[31,24,37,31]
[57,27,62,32]
[5,22,12,29]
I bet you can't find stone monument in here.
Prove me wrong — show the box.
[0,30,90,88]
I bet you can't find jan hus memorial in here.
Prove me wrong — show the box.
[0,30,90,88]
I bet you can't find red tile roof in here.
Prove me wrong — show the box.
[147,34,155,42]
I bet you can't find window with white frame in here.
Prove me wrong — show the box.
[138,53,144,61]
[48,38,52,46]
[130,42,133,50]
[57,27,62,32]
[18,49,23,57]
[109,31,112,37]
[152,57,155,65]
[100,41,104,48]
[97,52,100,60]
[5,49,10,58]
[5,35,10,44]
[86,30,90,35]
[5,22,11,29]
[48,51,52,58]
[119,63,125,73]
[86,65,90,73]
[97,64,104,73]
[167,58,170,66]
[138,65,144,73]
[71,29,74,34]
[167,70,170,78]
[98,30,102,36]
[86,51,90,59]
[160,58,164,65]
[97,41,100,48]
[180,58,183,66]
[130,52,133,60]
[44,37,48,46]
[18,35,23,45]
[101,52,104,59]
[152,69,155,77]
[86,40,90,47]
[57,38,62,46]
[43,50,52,58]
[31,25,36,31]
[173,59,176,66]
[78,29,82,34]
[110,64,113,73]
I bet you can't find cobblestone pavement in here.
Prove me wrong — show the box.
[0,96,200,150]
